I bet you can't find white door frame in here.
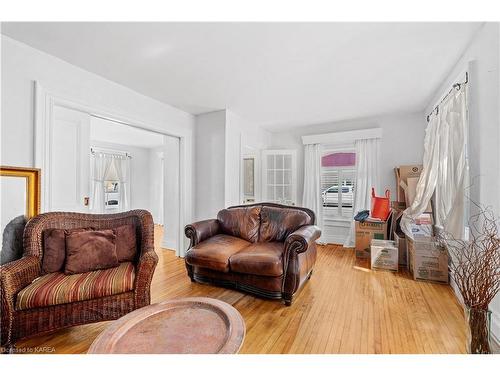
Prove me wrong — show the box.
[34,81,192,257]
[240,147,261,204]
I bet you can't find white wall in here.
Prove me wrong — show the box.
[1,35,195,256]
[424,22,500,341]
[90,140,152,214]
[194,111,226,220]
[194,109,272,220]
[1,35,195,167]
[149,147,164,225]
[163,136,180,252]
[425,23,499,214]
[225,110,272,207]
[269,112,425,244]
[270,112,426,205]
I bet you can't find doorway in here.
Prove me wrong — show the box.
[38,103,182,254]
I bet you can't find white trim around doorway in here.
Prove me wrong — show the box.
[34,80,193,257]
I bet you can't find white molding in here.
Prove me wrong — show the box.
[161,238,178,251]
[491,314,500,347]
[34,80,192,255]
[302,128,383,145]
[240,149,261,204]
[320,234,347,245]
[324,218,351,225]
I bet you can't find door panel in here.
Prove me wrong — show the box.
[50,106,90,212]
[262,150,297,205]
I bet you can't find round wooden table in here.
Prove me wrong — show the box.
[88,297,245,354]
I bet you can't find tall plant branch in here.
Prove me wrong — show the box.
[437,205,500,310]
[437,204,499,354]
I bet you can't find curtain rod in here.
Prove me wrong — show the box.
[426,72,468,123]
[90,147,132,159]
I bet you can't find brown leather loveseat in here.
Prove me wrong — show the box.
[184,203,321,305]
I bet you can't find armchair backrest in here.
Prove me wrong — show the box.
[220,203,315,243]
[23,210,154,262]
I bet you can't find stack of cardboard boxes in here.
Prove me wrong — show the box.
[354,212,393,259]
[393,165,449,284]
[353,165,449,283]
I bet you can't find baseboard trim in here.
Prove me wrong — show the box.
[320,234,346,245]
[491,313,500,347]
[161,239,177,251]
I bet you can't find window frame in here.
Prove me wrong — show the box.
[321,147,356,221]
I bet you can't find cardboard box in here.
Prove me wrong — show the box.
[371,240,398,271]
[394,165,423,203]
[410,224,433,237]
[391,201,406,211]
[403,177,433,212]
[394,231,407,266]
[405,177,419,208]
[415,213,433,225]
[390,201,406,241]
[407,237,449,284]
[355,213,392,258]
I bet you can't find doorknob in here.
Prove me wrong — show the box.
[84,197,90,206]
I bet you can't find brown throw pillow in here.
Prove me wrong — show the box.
[114,224,137,262]
[42,229,66,274]
[42,228,94,274]
[64,229,118,275]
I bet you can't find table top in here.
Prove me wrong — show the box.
[88,297,246,354]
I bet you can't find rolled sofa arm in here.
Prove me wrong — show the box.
[1,255,40,336]
[282,225,321,304]
[0,256,40,300]
[185,219,220,248]
[132,210,158,308]
[285,225,321,254]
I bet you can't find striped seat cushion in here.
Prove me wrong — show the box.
[16,262,135,310]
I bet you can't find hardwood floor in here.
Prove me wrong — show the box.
[16,225,467,354]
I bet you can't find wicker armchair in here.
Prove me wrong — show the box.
[0,210,158,349]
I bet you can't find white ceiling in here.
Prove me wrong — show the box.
[2,22,482,131]
[90,116,165,149]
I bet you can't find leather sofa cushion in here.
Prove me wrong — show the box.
[16,262,135,310]
[259,206,313,242]
[185,234,251,272]
[114,224,137,262]
[217,206,261,243]
[229,242,284,277]
[64,229,119,275]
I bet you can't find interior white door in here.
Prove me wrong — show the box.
[262,149,297,205]
[49,105,91,212]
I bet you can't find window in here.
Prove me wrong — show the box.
[321,151,356,219]
[262,150,297,205]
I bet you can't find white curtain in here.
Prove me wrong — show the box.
[114,157,131,211]
[302,144,323,238]
[90,153,113,213]
[344,138,381,247]
[402,87,467,239]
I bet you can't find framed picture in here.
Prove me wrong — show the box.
[1,165,41,226]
